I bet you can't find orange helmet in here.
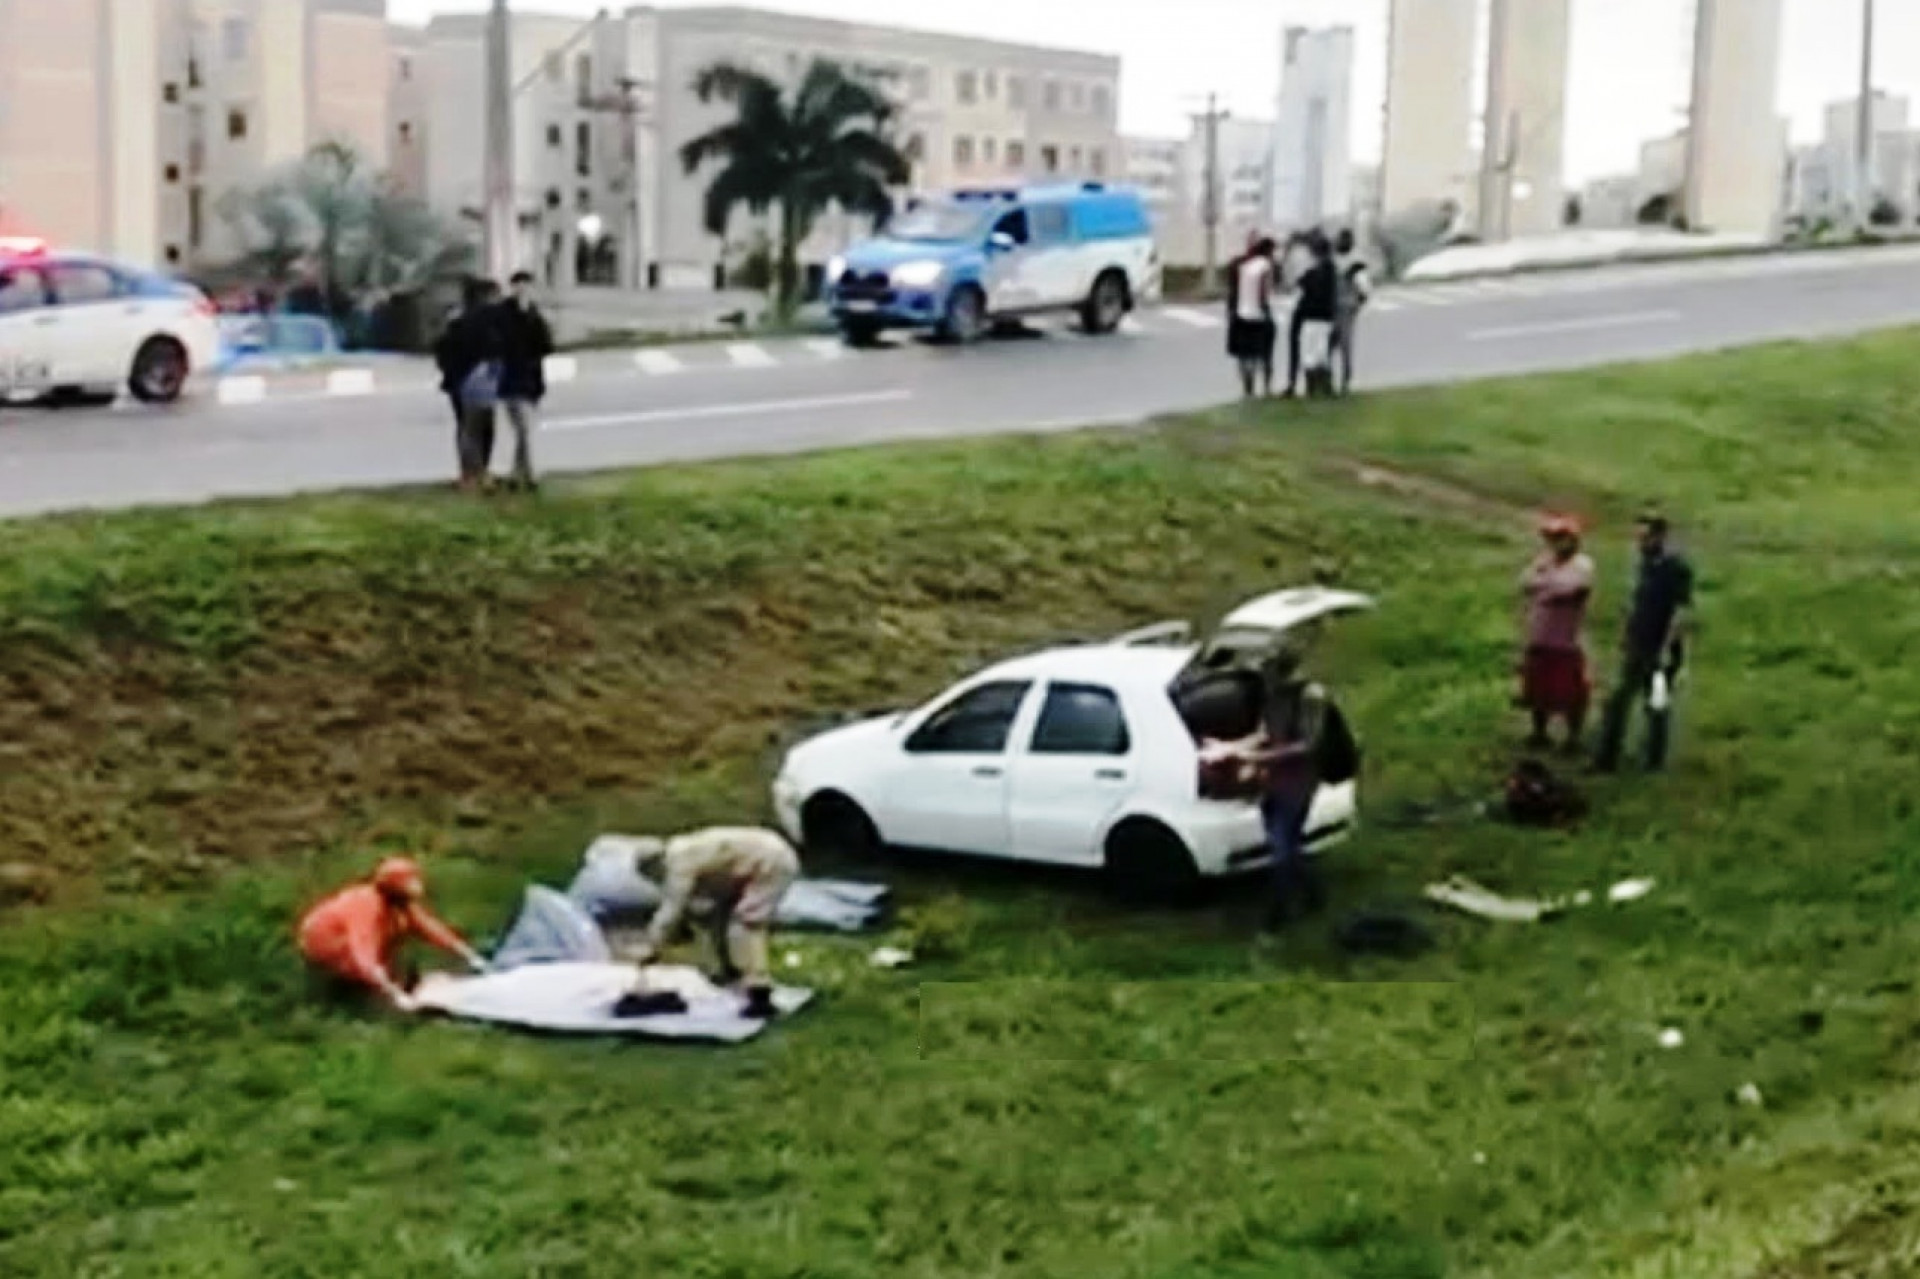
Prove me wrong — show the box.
[372,857,425,900]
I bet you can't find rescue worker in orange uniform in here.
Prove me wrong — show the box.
[298,857,487,1011]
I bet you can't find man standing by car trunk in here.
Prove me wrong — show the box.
[1251,648,1329,929]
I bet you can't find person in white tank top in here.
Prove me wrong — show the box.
[1225,233,1279,397]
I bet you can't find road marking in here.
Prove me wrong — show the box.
[726,342,778,368]
[634,349,685,375]
[543,355,580,383]
[326,368,376,397]
[1161,306,1221,328]
[545,388,913,433]
[1369,299,1403,313]
[803,337,845,360]
[215,376,266,405]
[1466,310,1684,342]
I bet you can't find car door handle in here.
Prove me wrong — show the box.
[972,766,1003,778]
[1095,769,1127,781]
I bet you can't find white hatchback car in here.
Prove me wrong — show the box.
[772,587,1372,893]
[0,237,220,406]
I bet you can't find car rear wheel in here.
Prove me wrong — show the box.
[840,318,882,347]
[128,337,189,404]
[1104,818,1201,905]
[1079,270,1129,335]
[801,793,883,863]
[937,285,987,344]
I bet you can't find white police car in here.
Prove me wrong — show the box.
[0,237,220,406]
[826,183,1161,345]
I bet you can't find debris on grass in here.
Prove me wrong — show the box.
[1608,878,1657,904]
[869,946,914,970]
[1735,1082,1764,1107]
[1657,1027,1686,1050]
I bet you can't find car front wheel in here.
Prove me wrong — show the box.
[1079,270,1129,335]
[128,337,189,404]
[937,285,987,344]
[801,793,883,864]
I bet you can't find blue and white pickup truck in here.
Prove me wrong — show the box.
[825,183,1161,344]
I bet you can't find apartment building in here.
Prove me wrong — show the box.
[1122,135,1185,223]
[0,0,393,270]
[1379,0,1477,221]
[416,6,1120,289]
[389,23,429,199]
[1270,26,1354,231]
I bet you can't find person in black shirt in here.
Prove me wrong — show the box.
[433,277,501,491]
[490,271,556,491]
[1595,511,1696,772]
[1285,232,1339,398]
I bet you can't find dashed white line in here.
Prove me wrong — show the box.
[1161,307,1222,328]
[215,376,267,405]
[543,354,580,383]
[634,349,685,375]
[325,368,376,397]
[803,337,846,360]
[725,342,778,368]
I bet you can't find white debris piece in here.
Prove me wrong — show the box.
[869,946,915,969]
[1608,878,1657,904]
[783,951,804,970]
[1735,1082,1764,1108]
[1657,1027,1685,1050]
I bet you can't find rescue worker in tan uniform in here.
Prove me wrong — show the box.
[632,827,801,1019]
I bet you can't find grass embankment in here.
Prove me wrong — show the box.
[5,333,1920,1276]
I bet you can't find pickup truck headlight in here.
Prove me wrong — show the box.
[826,255,848,283]
[890,260,945,289]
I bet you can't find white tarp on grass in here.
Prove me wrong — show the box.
[414,962,814,1043]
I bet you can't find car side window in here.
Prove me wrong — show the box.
[905,680,1032,755]
[1031,204,1069,244]
[993,209,1030,246]
[1030,683,1130,756]
[47,263,122,306]
[0,268,47,314]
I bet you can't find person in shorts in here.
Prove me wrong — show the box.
[1518,514,1596,752]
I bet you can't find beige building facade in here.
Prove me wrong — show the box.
[1479,0,1572,239]
[1684,0,1786,236]
[1380,0,1478,221]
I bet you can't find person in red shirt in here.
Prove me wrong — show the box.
[298,857,487,1011]
[1518,514,1597,752]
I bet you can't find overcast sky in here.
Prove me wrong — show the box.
[392,0,1920,182]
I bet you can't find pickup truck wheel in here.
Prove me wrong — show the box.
[1079,270,1129,335]
[802,793,882,863]
[937,285,987,344]
[1105,819,1201,905]
[128,337,189,404]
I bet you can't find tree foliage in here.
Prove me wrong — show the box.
[680,59,910,312]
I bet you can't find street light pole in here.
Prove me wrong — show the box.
[1854,0,1876,229]
[1192,93,1228,287]
[483,0,516,282]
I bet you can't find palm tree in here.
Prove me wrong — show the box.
[680,59,910,315]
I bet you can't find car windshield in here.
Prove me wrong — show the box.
[886,204,988,243]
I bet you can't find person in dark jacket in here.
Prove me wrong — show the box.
[491,270,555,491]
[434,277,501,491]
[1286,233,1340,398]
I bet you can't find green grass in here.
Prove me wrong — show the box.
[6,331,1920,1276]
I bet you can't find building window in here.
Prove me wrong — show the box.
[576,54,593,101]
[164,163,181,184]
[1090,148,1107,177]
[1008,76,1027,109]
[1069,145,1082,172]
[1043,80,1060,111]
[956,70,977,105]
[1068,83,1085,112]
[1007,140,1025,170]
[162,83,179,105]
[954,135,975,167]
[982,137,997,166]
[398,56,411,82]
[984,71,999,99]
[905,133,925,163]
[577,188,591,212]
[576,122,593,176]
[165,245,182,265]
[188,188,203,248]
[546,189,562,210]
[187,55,202,90]
[221,16,247,61]
[1091,84,1111,116]
[547,123,562,148]
[227,108,248,140]
[398,121,413,145]
[1040,143,1059,173]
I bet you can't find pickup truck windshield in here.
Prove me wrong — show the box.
[886,204,988,243]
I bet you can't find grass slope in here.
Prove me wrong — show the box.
[4,332,1920,1277]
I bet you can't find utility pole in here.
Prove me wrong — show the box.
[1854,0,1876,230]
[483,0,515,282]
[1193,93,1227,287]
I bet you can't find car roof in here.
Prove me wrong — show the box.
[970,643,1194,693]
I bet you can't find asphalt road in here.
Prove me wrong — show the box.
[5,245,1920,519]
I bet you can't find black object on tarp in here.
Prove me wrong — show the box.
[612,991,690,1018]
